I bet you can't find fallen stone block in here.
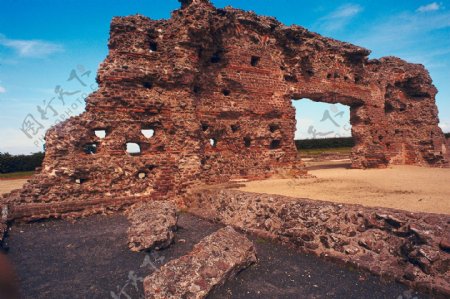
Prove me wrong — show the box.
[125,201,177,252]
[144,226,257,299]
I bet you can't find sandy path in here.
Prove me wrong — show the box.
[238,165,450,214]
[2,166,450,214]
[0,179,28,195]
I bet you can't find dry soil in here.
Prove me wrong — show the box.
[2,164,449,215]
[0,179,28,196]
[239,163,450,214]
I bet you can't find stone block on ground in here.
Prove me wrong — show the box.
[144,226,257,299]
[125,200,177,252]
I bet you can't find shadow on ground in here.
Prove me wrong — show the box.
[5,213,425,299]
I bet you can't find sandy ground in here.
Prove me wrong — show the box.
[0,179,28,196]
[239,163,450,215]
[2,164,449,214]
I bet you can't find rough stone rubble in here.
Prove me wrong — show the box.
[125,200,177,252]
[143,226,257,299]
[0,205,7,247]
[187,188,450,297]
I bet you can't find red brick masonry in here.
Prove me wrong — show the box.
[1,0,447,215]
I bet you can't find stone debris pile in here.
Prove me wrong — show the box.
[187,189,450,297]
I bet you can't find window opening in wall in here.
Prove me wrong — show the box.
[141,129,155,138]
[292,98,354,163]
[210,51,221,63]
[126,143,141,155]
[270,140,281,149]
[244,136,251,148]
[251,56,260,66]
[149,41,157,52]
[94,130,106,139]
[269,124,279,133]
[209,138,217,147]
[143,81,153,89]
[75,178,86,184]
[83,143,98,154]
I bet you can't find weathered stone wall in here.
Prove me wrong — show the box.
[1,0,447,218]
[186,188,450,297]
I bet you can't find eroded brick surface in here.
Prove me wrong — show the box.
[143,226,257,299]
[0,205,7,246]
[125,200,177,252]
[1,0,447,218]
[187,189,450,297]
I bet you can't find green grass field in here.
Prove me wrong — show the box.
[298,147,352,156]
[0,171,34,179]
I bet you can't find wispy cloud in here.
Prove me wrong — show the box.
[353,10,450,54]
[0,86,5,93]
[417,2,441,13]
[0,34,63,58]
[314,4,363,32]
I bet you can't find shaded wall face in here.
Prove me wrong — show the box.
[3,3,447,215]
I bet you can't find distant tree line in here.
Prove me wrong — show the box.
[0,134,447,173]
[296,134,450,150]
[0,152,44,173]
[295,137,354,150]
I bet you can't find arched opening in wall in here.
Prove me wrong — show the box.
[141,128,155,138]
[149,41,157,52]
[244,136,251,148]
[94,130,106,139]
[126,143,141,155]
[83,143,98,154]
[209,138,217,147]
[75,178,86,184]
[291,98,354,166]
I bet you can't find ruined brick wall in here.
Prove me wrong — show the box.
[2,0,447,218]
[186,188,450,297]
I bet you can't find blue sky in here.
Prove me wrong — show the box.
[0,0,449,154]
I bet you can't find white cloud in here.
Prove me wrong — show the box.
[417,2,441,13]
[353,10,450,54]
[440,121,450,132]
[315,4,363,32]
[0,34,63,58]
[0,86,5,93]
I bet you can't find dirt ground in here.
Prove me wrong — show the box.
[239,162,450,214]
[0,179,28,196]
[5,214,424,299]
